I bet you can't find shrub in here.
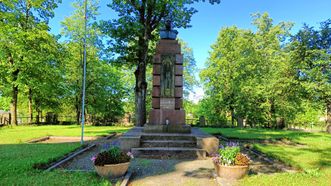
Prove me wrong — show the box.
[213,141,250,166]
[235,153,250,166]
[91,146,133,166]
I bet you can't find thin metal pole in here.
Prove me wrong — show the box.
[81,0,87,145]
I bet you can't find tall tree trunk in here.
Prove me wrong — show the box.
[134,35,148,126]
[8,55,18,126]
[35,100,40,124]
[230,106,235,127]
[75,94,80,125]
[10,85,18,126]
[134,63,147,126]
[326,101,331,133]
[269,99,276,128]
[28,88,33,124]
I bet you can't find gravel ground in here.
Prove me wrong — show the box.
[58,135,121,171]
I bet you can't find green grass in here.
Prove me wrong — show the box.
[0,125,131,185]
[0,125,131,144]
[202,127,331,186]
[201,127,311,140]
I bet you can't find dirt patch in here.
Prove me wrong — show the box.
[27,133,116,144]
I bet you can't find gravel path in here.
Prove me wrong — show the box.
[58,135,121,171]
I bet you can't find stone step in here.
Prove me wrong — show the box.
[141,140,197,148]
[131,147,206,159]
[141,134,196,141]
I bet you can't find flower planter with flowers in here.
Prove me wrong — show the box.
[91,146,134,178]
[212,142,250,180]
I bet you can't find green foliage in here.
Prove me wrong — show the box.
[94,146,130,166]
[179,39,198,98]
[218,145,240,165]
[200,13,309,128]
[100,0,221,125]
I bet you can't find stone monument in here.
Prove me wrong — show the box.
[119,21,219,159]
[145,20,190,133]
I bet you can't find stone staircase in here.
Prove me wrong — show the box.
[131,133,206,159]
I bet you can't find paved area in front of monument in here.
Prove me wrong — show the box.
[56,133,295,186]
[128,158,217,186]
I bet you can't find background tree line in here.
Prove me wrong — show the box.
[0,0,205,126]
[200,13,331,130]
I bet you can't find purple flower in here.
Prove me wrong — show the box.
[102,143,110,150]
[90,155,97,162]
[226,141,239,147]
[219,144,225,149]
[127,152,134,159]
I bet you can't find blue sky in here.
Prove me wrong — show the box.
[50,0,331,69]
[49,0,331,101]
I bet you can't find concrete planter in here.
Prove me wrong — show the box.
[95,162,130,178]
[214,163,249,180]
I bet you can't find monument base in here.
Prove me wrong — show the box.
[143,124,191,133]
[119,127,219,159]
[149,109,185,125]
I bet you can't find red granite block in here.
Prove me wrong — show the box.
[156,40,181,54]
[153,54,161,64]
[175,54,183,65]
[175,65,183,75]
[149,109,160,125]
[175,87,183,98]
[152,86,160,97]
[152,98,160,109]
[149,109,185,125]
[153,64,161,75]
[153,75,160,86]
[175,76,183,87]
[175,98,183,109]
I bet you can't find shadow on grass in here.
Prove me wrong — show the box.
[299,147,331,169]
[201,127,328,142]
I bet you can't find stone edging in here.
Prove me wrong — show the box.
[120,171,132,186]
[26,133,117,143]
[46,144,96,171]
[26,136,51,143]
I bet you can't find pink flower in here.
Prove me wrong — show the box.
[127,152,134,159]
[90,155,97,162]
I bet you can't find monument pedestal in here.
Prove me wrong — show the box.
[147,39,188,133]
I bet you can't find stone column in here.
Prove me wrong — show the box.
[147,39,187,131]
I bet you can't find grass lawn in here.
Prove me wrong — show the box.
[0,125,131,186]
[201,127,310,140]
[202,127,331,186]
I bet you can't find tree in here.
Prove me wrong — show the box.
[61,0,126,124]
[201,13,299,128]
[290,19,331,131]
[0,0,61,125]
[101,0,221,126]
[179,39,199,98]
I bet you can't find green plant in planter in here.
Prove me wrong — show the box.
[91,146,133,166]
[213,142,249,166]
